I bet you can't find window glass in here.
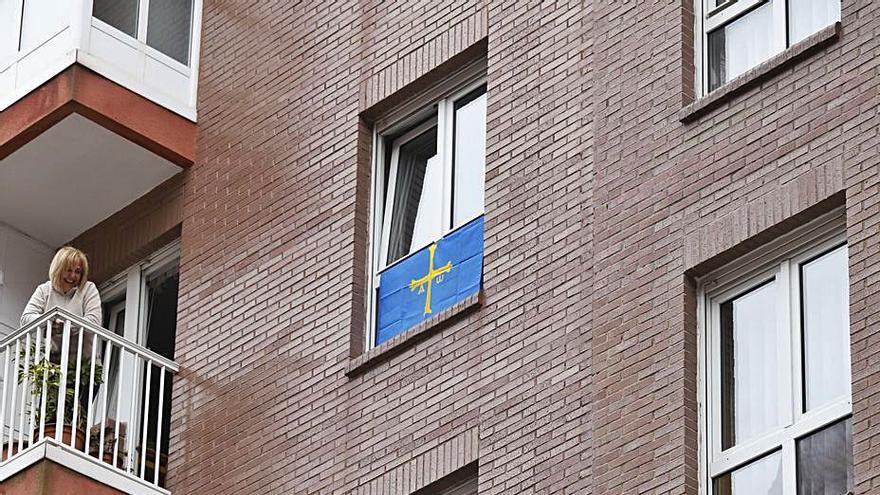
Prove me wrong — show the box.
[93,0,139,38]
[453,90,487,228]
[720,281,780,449]
[796,418,853,495]
[386,127,439,264]
[714,451,783,495]
[708,2,774,91]
[801,245,850,411]
[146,0,194,65]
[788,0,840,44]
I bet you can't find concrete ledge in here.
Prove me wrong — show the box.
[345,292,482,377]
[0,65,195,166]
[679,22,840,123]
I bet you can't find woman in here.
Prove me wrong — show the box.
[20,246,102,353]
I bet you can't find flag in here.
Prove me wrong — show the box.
[376,216,483,345]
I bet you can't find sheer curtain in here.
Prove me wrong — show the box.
[789,0,840,44]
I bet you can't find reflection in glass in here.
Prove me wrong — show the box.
[708,3,774,91]
[93,0,139,38]
[789,0,840,45]
[453,89,487,228]
[721,281,779,449]
[714,451,783,495]
[146,0,194,65]
[797,418,853,495]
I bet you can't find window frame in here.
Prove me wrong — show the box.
[91,0,199,70]
[697,209,851,495]
[366,61,487,350]
[694,0,838,96]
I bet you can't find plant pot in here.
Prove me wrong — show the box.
[42,424,86,450]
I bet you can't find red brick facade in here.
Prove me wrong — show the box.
[54,0,878,493]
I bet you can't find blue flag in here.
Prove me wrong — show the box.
[376,216,483,345]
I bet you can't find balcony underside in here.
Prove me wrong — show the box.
[0,65,194,247]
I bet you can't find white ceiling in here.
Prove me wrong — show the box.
[0,114,182,247]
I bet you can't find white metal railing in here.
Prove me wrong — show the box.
[0,308,178,489]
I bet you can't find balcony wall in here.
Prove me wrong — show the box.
[0,0,199,121]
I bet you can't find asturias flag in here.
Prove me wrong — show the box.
[376,216,483,345]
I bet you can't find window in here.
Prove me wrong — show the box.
[98,242,178,486]
[368,63,487,347]
[413,464,478,495]
[93,0,195,66]
[699,210,852,495]
[697,0,840,93]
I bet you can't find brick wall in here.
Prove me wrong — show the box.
[159,0,880,494]
[70,174,185,285]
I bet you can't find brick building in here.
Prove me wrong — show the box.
[0,0,876,494]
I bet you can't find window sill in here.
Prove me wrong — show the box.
[345,291,483,377]
[679,22,840,123]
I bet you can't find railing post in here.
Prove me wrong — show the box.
[70,326,85,448]
[139,362,152,479]
[55,319,71,442]
[8,339,20,459]
[0,345,9,459]
[39,321,51,440]
[84,332,98,455]
[154,365,166,486]
[17,333,31,452]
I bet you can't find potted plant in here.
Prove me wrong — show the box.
[18,351,103,450]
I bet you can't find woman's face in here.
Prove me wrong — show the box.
[60,262,83,292]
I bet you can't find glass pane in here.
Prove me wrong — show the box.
[720,281,780,449]
[789,0,840,45]
[101,305,125,420]
[714,451,783,495]
[453,89,487,228]
[801,245,850,411]
[797,418,853,495]
[20,0,70,52]
[386,127,439,264]
[146,0,194,65]
[708,2,774,91]
[93,0,139,38]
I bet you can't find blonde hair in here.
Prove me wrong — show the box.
[49,247,89,292]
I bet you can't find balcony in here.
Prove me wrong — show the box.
[0,309,178,494]
[0,0,201,120]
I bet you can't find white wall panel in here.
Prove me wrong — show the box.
[0,224,53,337]
[19,0,70,53]
[143,54,189,104]
[0,0,20,66]
[87,25,143,77]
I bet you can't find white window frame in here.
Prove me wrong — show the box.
[366,60,487,350]
[697,208,851,495]
[98,239,179,468]
[694,0,838,96]
[89,0,199,70]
